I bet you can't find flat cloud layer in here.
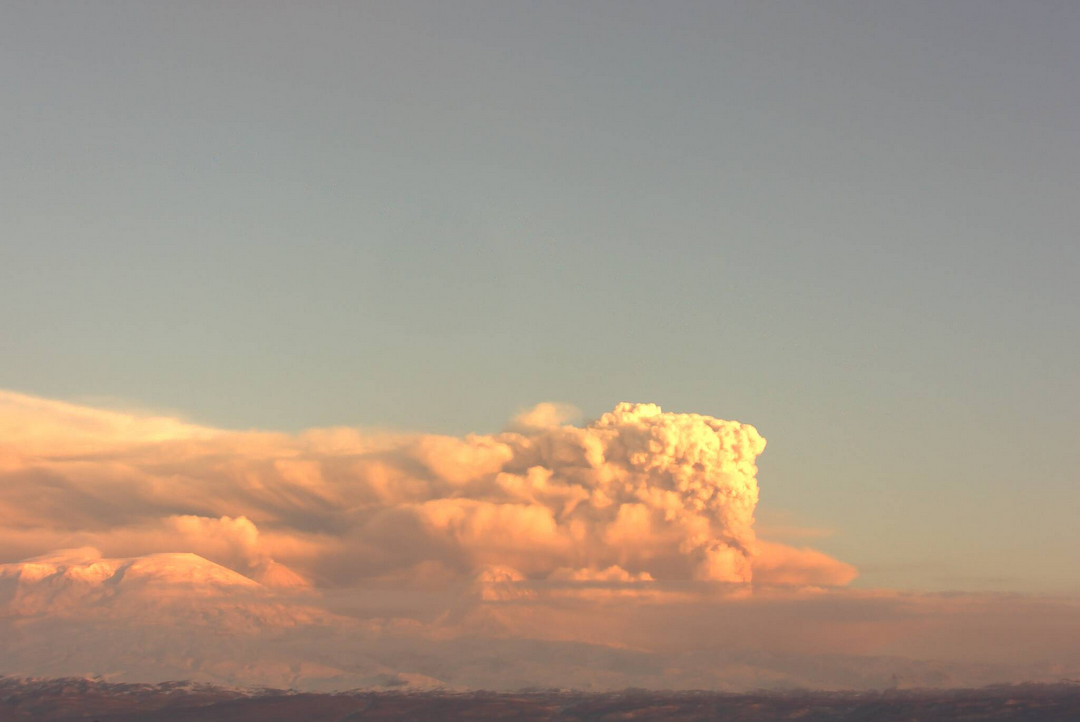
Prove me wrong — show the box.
[4,390,1078,691]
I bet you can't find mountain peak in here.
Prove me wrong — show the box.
[121,552,262,588]
[0,549,264,611]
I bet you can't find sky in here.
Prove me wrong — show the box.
[1,0,1078,615]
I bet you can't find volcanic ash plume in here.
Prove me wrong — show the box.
[472,402,768,583]
[0,392,854,588]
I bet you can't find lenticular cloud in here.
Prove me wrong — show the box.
[0,391,855,589]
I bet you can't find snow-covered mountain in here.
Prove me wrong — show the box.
[0,548,324,627]
[0,549,370,690]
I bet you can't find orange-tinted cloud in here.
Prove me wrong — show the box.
[0,390,853,591]
[7,390,1080,692]
[752,540,859,586]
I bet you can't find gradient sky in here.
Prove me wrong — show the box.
[2,1,1078,595]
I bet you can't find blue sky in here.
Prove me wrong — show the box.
[2,1,1077,593]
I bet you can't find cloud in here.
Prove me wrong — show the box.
[2,391,1079,691]
[0,390,214,459]
[752,540,858,586]
[507,402,581,432]
[0,394,852,591]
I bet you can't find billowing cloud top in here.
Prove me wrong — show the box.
[0,391,854,591]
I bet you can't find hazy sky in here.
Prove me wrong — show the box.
[2,2,1077,595]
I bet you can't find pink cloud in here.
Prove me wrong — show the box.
[0,391,852,590]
